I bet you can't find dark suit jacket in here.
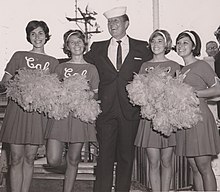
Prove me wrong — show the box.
[214,51,220,118]
[84,37,153,120]
[214,51,220,77]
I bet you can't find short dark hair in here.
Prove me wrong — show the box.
[26,20,50,44]
[206,40,218,47]
[63,29,87,58]
[175,30,201,57]
[214,26,220,41]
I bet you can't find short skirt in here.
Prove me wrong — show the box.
[45,113,97,143]
[135,119,176,149]
[0,100,47,145]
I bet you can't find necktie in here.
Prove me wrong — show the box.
[116,40,122,71]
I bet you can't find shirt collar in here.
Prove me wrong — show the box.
[111,35,129,46]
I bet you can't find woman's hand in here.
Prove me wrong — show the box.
[0,81,7,95]
[216,118,220,128]
[195,78,220,99]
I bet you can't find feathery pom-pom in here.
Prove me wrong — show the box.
[126,66,202,136]
[6,68,101,122]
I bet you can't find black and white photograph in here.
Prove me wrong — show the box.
[0,0,220,191]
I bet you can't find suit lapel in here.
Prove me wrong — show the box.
[101,39,118,72]
[101,37,138,72]
[120,37,135,71]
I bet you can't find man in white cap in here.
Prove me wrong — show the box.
[84,6,152,192]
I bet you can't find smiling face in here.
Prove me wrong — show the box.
[176,36,194,58]
[67,35,85,56]
[107,15,129,40]
[29,26,46,49]
[150,34,166,55]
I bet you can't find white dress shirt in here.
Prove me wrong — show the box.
[108,35,129,70]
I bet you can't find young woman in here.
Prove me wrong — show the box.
[0,20,58,192]
[175,30,220,191]
[45,29,99,192]
[134,29,180,192]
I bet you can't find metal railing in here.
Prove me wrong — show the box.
[132,147,193,191]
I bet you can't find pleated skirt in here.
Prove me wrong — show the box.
[175,102,220,156]
[0,100,47,145]
[135,119,176,149]
[45,113,97,143]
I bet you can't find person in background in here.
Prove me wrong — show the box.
[214,26,220,55]
[0,20,58,192]
[134,29,180,192]
[46,29,99,192]
[206,41,219,57]
[213,27,220,119]
[175,30,220,191]
[204,41,219,120]
[84,6,153,192]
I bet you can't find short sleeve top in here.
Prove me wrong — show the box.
[5,51,59,76]
[55,62,99,91]
[181,60,218,90]
[139,60,181,77]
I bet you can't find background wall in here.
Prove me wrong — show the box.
[0,0,220,78]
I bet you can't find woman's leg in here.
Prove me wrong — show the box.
[195,155,217,191]
[21,144,39,192]
[46,139,64,166]
[161,147,174,191]
[10,144,25,192]
[187,157,204,191]
[146,148,161,191]
[63,142,83,192]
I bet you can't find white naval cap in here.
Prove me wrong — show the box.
[103,6,127,19]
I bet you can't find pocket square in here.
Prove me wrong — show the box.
[134,57,142,60]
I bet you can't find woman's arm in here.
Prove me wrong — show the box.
[0,73,12,94]
[195,86,220,98]
[1,73,13,83]
[195,78,220,100]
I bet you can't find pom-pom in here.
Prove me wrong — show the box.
[6,68,61,114]
[126,66,202,136]
[6,68,101,122]
[62,74,102,122]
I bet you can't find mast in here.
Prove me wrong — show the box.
[152,0,160,30]
[66,0,101,52]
